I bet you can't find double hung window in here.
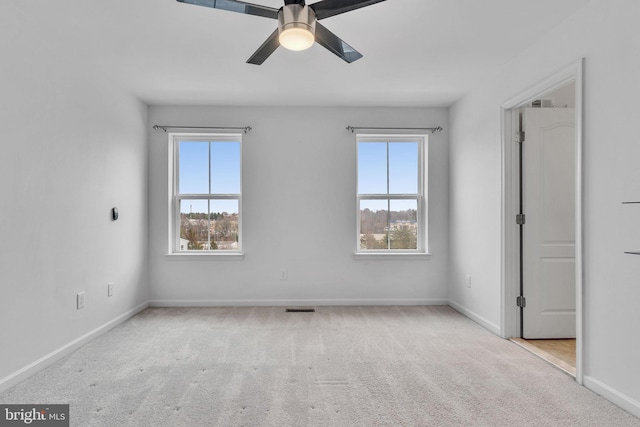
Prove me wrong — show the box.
[170,134,242,253]
[357,135,427,253]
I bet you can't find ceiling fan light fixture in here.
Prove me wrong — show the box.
[279,27,314,51]
[176,0,384,65]
[278,4,316,51]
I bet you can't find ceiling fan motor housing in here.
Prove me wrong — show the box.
[278,4,317,40]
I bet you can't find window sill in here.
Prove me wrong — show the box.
[165,252,245,261]
[353,252,432,260]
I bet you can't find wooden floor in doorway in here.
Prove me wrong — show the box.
[511,338,576,377]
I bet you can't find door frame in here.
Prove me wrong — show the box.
[500,59,584,384]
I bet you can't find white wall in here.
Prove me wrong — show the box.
[449,0,640,412]
[0,4,149,387]
[149,106,449,305]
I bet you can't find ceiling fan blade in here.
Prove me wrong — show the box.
[246,29,280,65]
[176,0,279,19]
[310,0,386,20]
[314,22,363,63]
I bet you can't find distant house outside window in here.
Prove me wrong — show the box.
[170,134,242,253]
[356,135,427,253]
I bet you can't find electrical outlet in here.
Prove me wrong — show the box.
[465,275,472,288]
[108,283,114,297]
[77,292,85,309]
[280,270,288,280]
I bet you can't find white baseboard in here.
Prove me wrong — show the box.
[448,299,501,336]
[0,302,148,393]
[149,298,449,307]
[583,376,640,419]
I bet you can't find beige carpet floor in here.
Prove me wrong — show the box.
[1,306,639,426]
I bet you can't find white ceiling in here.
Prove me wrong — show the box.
[10,0,588,107]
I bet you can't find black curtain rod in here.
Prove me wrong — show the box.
[153,125,252,133]
[346,126,443,134]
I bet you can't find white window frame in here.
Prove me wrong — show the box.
[168,133,243,256]
[355,134,428,255]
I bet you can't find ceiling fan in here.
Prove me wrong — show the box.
[176,0,387,65]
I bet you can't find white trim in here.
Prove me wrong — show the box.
[423,135,429,254]
[165,252,245,260]
[168,133,243,254]
[0,302,148,393]
[149,298,449,307]
[448,300,502,336]
[353,252,431,260]
[583,376,640,419]
[355,134,428,254]
[356,134,429,141]
[574,59,585,384]
[499,107,520,340]
[500,59,584,384]
[501,62,579,109]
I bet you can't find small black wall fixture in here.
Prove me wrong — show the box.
[111,207,119,221]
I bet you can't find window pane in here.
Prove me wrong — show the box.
[389,142,418,194]
[390,200,418,250]
[359,199,389,250]
[358,142,387,194]
[211,142,241,194]
[179,142,209,194]
[211,200,239,250]
[179,199,210,251]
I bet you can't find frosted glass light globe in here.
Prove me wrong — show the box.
[279,28,314,51]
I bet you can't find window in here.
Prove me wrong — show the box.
[356,135,427,253]
[170,134,242,253]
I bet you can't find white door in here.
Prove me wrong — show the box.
[523,107,576,339]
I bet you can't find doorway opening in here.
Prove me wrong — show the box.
[500,60,584,383]
[511,337,576,376]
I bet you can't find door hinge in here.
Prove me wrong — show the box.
[516,214,526,225]
[516,296,526,308]
[517,131,525,144]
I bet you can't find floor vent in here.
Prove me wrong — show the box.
[286,308,315,313]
